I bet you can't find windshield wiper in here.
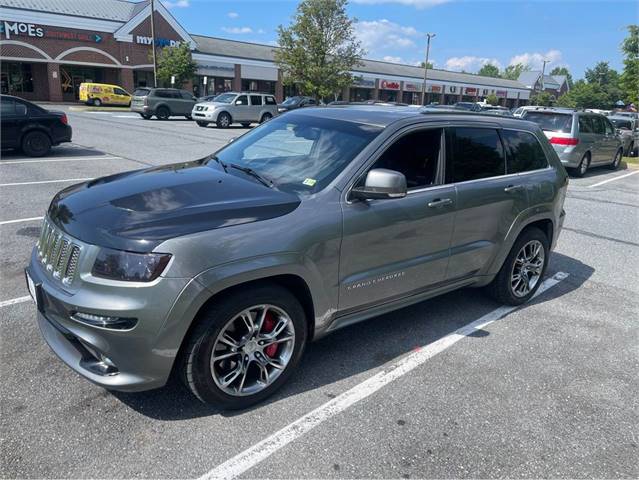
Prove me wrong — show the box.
[209,155,228,172]
[229,164,274,188]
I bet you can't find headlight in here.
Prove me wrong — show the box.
[92,248,171,282]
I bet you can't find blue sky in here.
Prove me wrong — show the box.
[164,0,635,78]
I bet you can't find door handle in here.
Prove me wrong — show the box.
[427,198,453,208]
[504,185,524,193]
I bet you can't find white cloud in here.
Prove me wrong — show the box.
[354,19,421,52]
[163,0,189,8]
[221,26,253,34]
[444,56,501,72]
[352,0,451,8]
[509,49,562,69]
[227,11,239,19]
[382,55,403,63]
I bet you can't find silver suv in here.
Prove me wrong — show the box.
[192,92,278,128]
[608,115,638,157]
[26,107,567,409]
[522,108,623,177]
[130,87,198,120]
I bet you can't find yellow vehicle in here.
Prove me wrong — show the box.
[79,83,131,107]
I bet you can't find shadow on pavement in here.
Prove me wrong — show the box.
[113,252,593,420]
[0,144,109,159]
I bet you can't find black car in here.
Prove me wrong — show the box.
[1,95,72,156]
[277,96,318,113]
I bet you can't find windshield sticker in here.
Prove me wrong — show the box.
[302,178,317,187]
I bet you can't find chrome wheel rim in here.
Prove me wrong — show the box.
[219,115,230,127]
[211,304,295,397]
[511,240,545,298]
[614,151,621,166]
[580,158,588,174]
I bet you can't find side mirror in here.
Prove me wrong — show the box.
[351,169,407,200]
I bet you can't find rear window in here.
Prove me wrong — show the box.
[524,112,573,133]
[502,130,548,173]
[133,88,151,96]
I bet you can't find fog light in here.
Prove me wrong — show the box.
[71,311,137,330]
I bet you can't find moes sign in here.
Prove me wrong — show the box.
[0,21,102,42]
[1,21,44,39]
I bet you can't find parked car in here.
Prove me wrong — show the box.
[453,102,482,112]
[522,108,623,176]
[613,111,639,121]
[79,83,131,107]
[130,87,197,120]
[27,106,567,408]
[191,92,278,128]
[482,108,514,117]
[277,96,318,113]
[608,115,638,156]
[0,95,71,156]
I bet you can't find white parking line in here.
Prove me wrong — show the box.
[0,216,43,226]
[0,156,120,165]
[199,271,569,480]
[113,115,139,118]
[0,296,31,309]
[0,178,91,187]
[589,170,639,188]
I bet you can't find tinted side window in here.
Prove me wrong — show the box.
[603,119,614,135]
[113,87,128,95]
[236,95,248,106]
[15,102,27,116]
[180,91,193,100]
[367,129,442,190]
[250,95,263,106]
[1,98,16,115]
[578,116,594,133]
[591,116,605,134]
[446,128,505,183]
[502,130,548,173]
[154,90,170,98]
[265,96,276,105]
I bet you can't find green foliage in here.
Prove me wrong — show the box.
[555,80,609,109]
[502,63,530,80]
[550,66,573,88]
[620,25,639,104]
[419,61,434,69]
[155,42,197,87]
[485,93,499,106]
[274,0,364,100]
[477,64,500,78]
[585,61,619,87]
[530,91,555,107]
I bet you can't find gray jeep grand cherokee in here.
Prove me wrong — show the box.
[26,107,567,409]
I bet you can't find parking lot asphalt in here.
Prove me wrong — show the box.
[1,108,638,479]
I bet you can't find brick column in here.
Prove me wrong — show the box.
[121,69,134,93]
[275,69,284,103]
[233,64,242,91]
[372,79,380,101]
[439,85,445,104]
[398,82,404,104]
[46,63,63,102]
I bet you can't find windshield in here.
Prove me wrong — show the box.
[211,113,382,195]
[610,119,632,129]
[213,93,236,104]
[524,112,573,133]
[282,97,302,106]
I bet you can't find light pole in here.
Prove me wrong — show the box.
[420,33,435,106]
[150,0,158,88]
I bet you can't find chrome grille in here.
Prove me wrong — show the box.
[37,218,82,286]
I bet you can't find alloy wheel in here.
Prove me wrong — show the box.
[510,240,545,298]
[210,304,295,397]
[580,157,588,175]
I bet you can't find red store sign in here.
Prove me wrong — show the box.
[380,80,400,90]
[465,87,478,95]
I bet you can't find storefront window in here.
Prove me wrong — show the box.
[134,70,155,88]
[1,63,34,94]
[379,90,398,102]
[349,88,373,102]
[241,79,275,94]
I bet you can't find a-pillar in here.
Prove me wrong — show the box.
[46,63,63,102]
[233,64,242,91]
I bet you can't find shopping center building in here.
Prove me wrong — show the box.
[0,0,531,106]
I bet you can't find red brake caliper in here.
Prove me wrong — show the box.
[261,312,278,358]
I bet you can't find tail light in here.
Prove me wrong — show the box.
[60,113,68,125]
[550,137,579,146]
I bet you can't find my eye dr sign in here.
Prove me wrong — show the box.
[1,21,44,39]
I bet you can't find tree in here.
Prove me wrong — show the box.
[530,91,555,107]
[619,25,639,104]
[478,64,500,78]
[502,63,530,80]
[485,93,499,106]
[155,42,197,87]
[419,61,434,69]
[550,66,573,89]
[584,61,619,86]
[274,0,364,100]
[556,80,608,109]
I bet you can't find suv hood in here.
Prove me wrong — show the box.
[48,159,301,252]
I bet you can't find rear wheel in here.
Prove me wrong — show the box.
[93,98,102,107]
[260,112,273,123]
[608,148,623,170]
[180,285,307,409]
[196,121,209,127]
[139,113,152,120]
[216,112,231,128]
[156,106,170,120]
[21,130,51,157]
[486,227,549,306]
[571,153,590,177]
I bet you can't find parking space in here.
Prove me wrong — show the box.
[1,112,638,479]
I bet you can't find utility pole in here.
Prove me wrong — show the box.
[150,0,158,88]
[540,59,549,92]
[420,33,436,106]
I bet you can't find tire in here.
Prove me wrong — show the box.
[93,98,102,107]
[260,112,273,124]
[608,148,623,170]
[196,121,209,127]
[628,142,637,157]
[21,130,52,157]
[486,227,549,306]
[156,106,170,120]
[571,153,590,178]
[216,112,231,128]
[185,114,192,120]
[241,122,251,128]
[139,113,152,120]
[180,285,307,409]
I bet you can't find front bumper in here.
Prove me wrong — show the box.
[27,248,197,392]
[191,108,219,121]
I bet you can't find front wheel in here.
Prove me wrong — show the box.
[216,112,231,128]
[180,285,307,409]
[486,227,549,306]
[608,149,623,170]
[93,98,102,107]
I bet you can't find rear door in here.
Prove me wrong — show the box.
[249,94,263,121]
[598,116,618,164]
[590,115,609,163]
[445,126,529,280]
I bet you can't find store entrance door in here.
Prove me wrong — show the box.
[60,66,102,101]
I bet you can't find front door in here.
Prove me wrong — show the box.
[444,126,529,280]
[338,127,456,313]
[231,94,250,122]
